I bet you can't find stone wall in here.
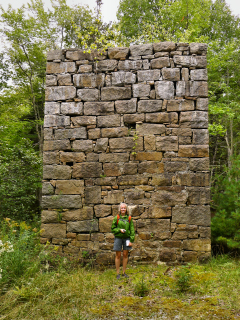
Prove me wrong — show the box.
[42,42,211,265]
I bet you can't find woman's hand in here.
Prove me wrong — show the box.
[128,242,132,246]
[120,229,126,233]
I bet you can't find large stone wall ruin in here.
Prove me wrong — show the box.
[41,42,211,264]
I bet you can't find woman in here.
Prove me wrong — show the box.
[111,202,135,279]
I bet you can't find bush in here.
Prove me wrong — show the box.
[174,265,193,292]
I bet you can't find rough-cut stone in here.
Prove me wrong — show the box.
[164,161,188,172]
[156,136,178,151]
[47,50,63,61]
[144,135,156,151]
[183,239,211,252]
[173,56,207,68]
[43,140,71,151]
[94,205,111,218]
[151,57,170,69]
[55,128,87,140]
[97,115,120,128]
[196,98,208,111]
[178,145,209,157]
[77,89,99,101]
[43,165,71,179]
[61,102,83,115]
[42,182,54,195]
[118,60,142,70]
[99,216,114,232]
[112,71,136,85]
[187,187,210,205]
[84,102,114,115]
[42,195,82,209]
[138,161,164,174]
[43,152,59,165]
[55,180,84,195]
[109,137,143,152]
[41,223,66,238]
[115,99,137,114]
[151,174,172,186]
[94,138,108,152]
[136,123,165,136]
[59,152,85,163]
[72,162,102,178]
[101,87,131,101]
[45,102,60,115]
[78,65,92,73]
[146,112,178,124]
[73,74,105,88]
[96,60,118,71]
[118,175,148,186]
[130,44,153,56]
[44,115,70,127]
[135,152,162,161]
[71,116,96,126]
[123,113,145,124]
[108,47,129,60]
[155,81,174,100]
[103,191,124,204]
[190,43,208,55]
[138,100,162,113]
[137,70,160,82]
[180,111,208,128]
[67,220,98,233]
[41,210,58,223]
[88,128,101,140]
[189,158,209,171]
[132,84,150,98]
[190,81,208,97]
[85,186,101,204]
[176,172,209,186]
[162,68,180,81]
[72,140,93,152]
[66,49,107,61]
[101,127,128,138]
[190,69,208,81]
[152,190,188,206]
[167,99,194,112]
[172,206,211,226]
[153,42,176,52]
[103,163,121,176]
[62,207,93,221]
[45,86,76,101]
[192,129,209,145]
[99,153,129,163]
[138,219,170,233]
[57,74,72,86]
[46,62,76,74]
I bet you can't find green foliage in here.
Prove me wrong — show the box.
[174,265,193,292]
[134,275,149,297]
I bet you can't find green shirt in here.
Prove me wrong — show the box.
[111,215,135,243]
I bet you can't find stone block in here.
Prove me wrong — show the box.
[182,68,189,81]
[190,81,208,97]
[159,248,176,262]
[77,89,99,101]
[47,50,63,61]
[67,219,98,233]
[167,100,194,112]
[118,60,142,70]
[178,145,209,157]
[148,206,172,218]
[95,177,117,186]
[130,44,153,56]
[91,233,105,241]
[94,138,108,152]
[94,205,112,218]
[85,186,101,204]
[43,140,71,151]
[180,111,208,128]
[66,49,107,61]
[99,216,114,233]
[43,152,59,165]
[43,165,71,179]
[187,187,210,205]
[138,219,170,233]
[103,163,121,176]
[61,102,83,115]
[151,57,170,69]
[42,182,54,195]
[137,100,162,113]
[189,158,209,171]
[78,64,92,73]
[101,87,131,101]
[59,152,85,163]
[183,251,198,262]
[135,152,162,161]
[192,129,209,145]
[41,210,58,223]
[199,226,211,238]
[73,73,105,88]
[163,240,181,248]
[72,140,93,152]
[108,47,129,59]
[96,60,118,71]
[190,43,208,55]
[45,86,76,101]
[144,135,156,150]
[55,128,87,140]
[86,153,99,162]
[190,69,208,81]
[123,113,145,124]
[196,98,208,111]
[44,128,53,140]
[112,71,136,85]
[44,115,70,127]
[118,175,148,186]
[155,81,174,99]
[115,99,137,114]
[176,81,187,97]
[173,55,207,68]
[44,102,60,115]
[71,116,96,126]
[46,62,76,74]
[55,180,84,195]
[164,161,188,172]
[137,70,160,82]
[138,161,164,174]
[156,136,178,151]
[99,153,129,163]
[153,42,176,52]
[72,162,102,178]
[103,190,124,204]
[162,68,180,81]
[88,128,101,140]
[152,190,188,206]
[133,84,150,98]
[62,207,93,221]
[41,223,66,238]
[42,195,82,209]
[57,74,72,86]
[172,205,211,226]
[97,115,120,128]
[146,112,178,124]
[121,163,138,175]
[171,127,192,136]
[101,127,128,138]
[151,174,172,186]
[109,137,143,152]
[172,231,188,240]
[183,239,211,252]
[124,189,145,204]
[136,123,165,135]
[176,172,209,186]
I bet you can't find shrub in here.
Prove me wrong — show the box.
[134,275,149,297]
[174,265,193,292]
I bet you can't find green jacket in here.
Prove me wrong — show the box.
[111,215,135,243]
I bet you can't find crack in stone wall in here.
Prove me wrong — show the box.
[41,42,211,265]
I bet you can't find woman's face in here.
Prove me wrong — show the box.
[120,204,127,215]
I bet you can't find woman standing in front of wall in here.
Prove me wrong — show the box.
[111,202,135,279]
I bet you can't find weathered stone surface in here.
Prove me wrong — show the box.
[88,128,101,139]
[176,81,187,97]
[43,140,71,151]
[78,65,92,73]
[72,162,102,178]
[101,127,128,138]
[173,55,207,68]
[130,44,153,56]
[162,68,180,81]
[189,158,209,171]
[183,251,198,262]
[57,74,72,86]
[59,152,85,163]
[164,161,188,172]
[163,240,181,248]
[176,172,209,186]
[159,248,176,262]
[99,153,129,163]
[42,182,54,195]
[182,68,189,81]
[47,50,63,61]
[146,112,178,124]
[45,86,76,101]
[138,100,162,113]
[67,220,98,233]
[137,70,160,82]
[123,113,145,124]
[192,129,209,145]
[44,115,70,127]
[55,128,87,140]
[178,145,209,157]
[199,226,211,238]
[183,239,211,252]
[108,47,129,60]
[55,180,84,195]
[136,123,165,135]
[112,71,136,85]
[147,206,172,218]
[72,140,93,152]
[135,152,162,161]
[94,138,108,152]
[151,174,172,186]
[101,87,131,101]
[73,73,105,88]
[71,116,96,126]
[45,102,60,115]
[103,191,124,204]
[138,161,164,174]
[97,115,120,128]
[122,163,138,175]
[172,206,211,226]
[43,152,59,165]
[118,175,148,186]
[85,186,101,204]
[103,163,121,176]
[109,137,143,152]
[46,75,57,86]
[83,102,114,115]
[95,177,117,186]
[144,135,156,151]
[66,49,107,61]
[41,223,66,238]
[180,111,208,128]
[171,127,192,136]
[132,84,150,98]
[99,216,114,232]
[124,189,145,204]
[62,207,93,221]
[115,99,137,114]
[96,60,118,71]
[152,190,188,206]
[77,89,99,101]
[190,43,207,55]
[153,42,176,52]
[46,62,76,74]
[41,210,58,223]
[167,99,194,112]
[151,57,170,69]
[187,187,210,205]
[155,81,174,99]
[196,98,208,111]
[42,195,82,209]
[43,165,71,179]
[156,136,178,151]
[118,60,142,70]
[189,81,208,97]
[61,102,83,115]
[190,69,208,81]
[138,219,170,233]
[94,205,111,218]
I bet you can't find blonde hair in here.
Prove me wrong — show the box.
[118,202,129,215]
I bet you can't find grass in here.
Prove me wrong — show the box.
[0,255,240,319]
